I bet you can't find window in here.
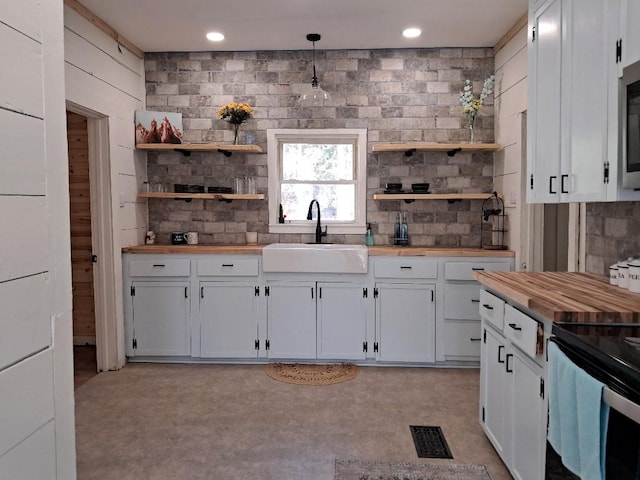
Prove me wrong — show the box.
[267,129,367,235]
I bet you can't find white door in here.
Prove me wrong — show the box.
[317,282,367,360]
[481,323,509,462]
[528,0,562,203]
[509,348,545,480]
[131,282,190,356]
[200,282,258,358]
[266,282,316,359]
[375,282,435,362]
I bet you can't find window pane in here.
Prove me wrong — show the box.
[282,143,354,181]
[281,183,355,221]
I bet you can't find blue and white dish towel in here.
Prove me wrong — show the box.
[548,341,610,480]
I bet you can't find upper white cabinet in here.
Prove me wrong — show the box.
[528,0,616,203]
[620,0,640,69]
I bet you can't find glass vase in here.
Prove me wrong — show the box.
[233,123,240,145]
[467,112,477,143]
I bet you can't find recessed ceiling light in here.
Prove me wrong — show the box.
[206,32,225,42]
[402,27,422,38]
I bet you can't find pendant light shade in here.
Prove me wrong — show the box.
[300,33,330,106]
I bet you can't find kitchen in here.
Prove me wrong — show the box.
[3,0,640,479]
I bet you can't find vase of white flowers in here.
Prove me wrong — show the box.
[459,75,495,143]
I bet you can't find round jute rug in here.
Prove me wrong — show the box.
[265,363,359,386]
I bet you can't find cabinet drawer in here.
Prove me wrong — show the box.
[444,284,481,320]
[479,290,505,330]
[197,257,259,277]
[129,259,190,277]
[373,258,438,279]
[444,261,512,281]
[441,321,482,360]
[504,304,542,359]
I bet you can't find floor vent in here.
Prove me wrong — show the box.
[409,425,453,459]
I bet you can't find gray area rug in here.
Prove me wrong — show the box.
[334,460,492,480]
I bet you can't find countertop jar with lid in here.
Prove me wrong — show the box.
[628,259,640,293]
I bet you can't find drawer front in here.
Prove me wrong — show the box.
[373,258,438,279]
[444,261,512,281]
[197,257,259,277]
[444,284,481,320]
[129,258,190,277]
[441,321,482,360]
[479,290,505,331]
[504,304,541,359]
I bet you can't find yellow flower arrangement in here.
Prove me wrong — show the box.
[217,101,253,125]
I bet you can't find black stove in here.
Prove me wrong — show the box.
[551,323,640,404]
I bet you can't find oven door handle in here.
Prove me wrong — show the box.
[604,387,640,425]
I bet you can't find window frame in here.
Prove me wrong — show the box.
[267,128,368,235]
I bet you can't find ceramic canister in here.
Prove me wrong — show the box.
[618,262,630,289]
[628,259,640,293]
[609,264,619,285]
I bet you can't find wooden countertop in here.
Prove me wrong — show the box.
[122,244,515,257]
[474,271,640,323]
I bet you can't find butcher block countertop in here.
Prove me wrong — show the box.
[474,271,640,323]
[122,244,515,257]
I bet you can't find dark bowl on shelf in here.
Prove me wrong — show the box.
[411,182,430,193]
[174,183,188,193]
[385,182,402,191]
[184,184,205,193]
[208,186,233,194]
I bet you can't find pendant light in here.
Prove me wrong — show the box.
[300,33,331,106]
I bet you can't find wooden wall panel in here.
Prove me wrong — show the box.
[67,111,95,340]
[0,274,50,371]
[0,109,45,195]
[0,24,44,117]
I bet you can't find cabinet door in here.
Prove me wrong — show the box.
[621,0,640,69]
[266,282,316,359]
[562,0,610,202]
[509,348,545,480]
[130,282,190,356]
[480,323,509,462]
[317,282,367,360]
[375,282,435,363]
[200,283,258,358]
[528,0,562,203]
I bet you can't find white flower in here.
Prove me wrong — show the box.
[459,74,495,114]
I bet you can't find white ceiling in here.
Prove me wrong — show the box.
[77,0,527,53]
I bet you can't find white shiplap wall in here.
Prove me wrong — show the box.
[493,27,528,270]
[63,5,146,369]
[0,0,76,478]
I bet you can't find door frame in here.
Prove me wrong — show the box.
[66,102,120,372]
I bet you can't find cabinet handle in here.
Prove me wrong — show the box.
[311,288,314,299]
[471,299,480,303]
[200,286,203,298]
[561,174,569,194]
[506,353,513,373]
[508,323,523,331]
[549,175,557,194]
[482,303,494,310]
[184,287,188,298]
[471,267,485,271]
[400,266,412,270]
[222,264,234,267]
[152,264,165,267]
[498,345,505,363]
[470,337,481,342]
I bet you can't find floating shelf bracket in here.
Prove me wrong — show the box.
[174,148,192,157]
[447,199,462,204]
[447,147,463,157]
[218,148,233,157]
[404,148,417,157]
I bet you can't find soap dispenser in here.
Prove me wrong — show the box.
[400,212,409,246]
[366,223,374,246]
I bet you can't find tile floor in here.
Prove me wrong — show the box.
[74,363,512,479]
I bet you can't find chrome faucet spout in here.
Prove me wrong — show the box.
[306,199,326,243]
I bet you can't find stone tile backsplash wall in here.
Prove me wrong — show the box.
[586,201,640,276]
[144,48,496,246]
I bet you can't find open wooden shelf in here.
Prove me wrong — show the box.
[371,143,501,157]
[373,192,500,203]
[138,192,265,201]
[136,143,263,157]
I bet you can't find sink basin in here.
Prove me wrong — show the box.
[262,243,368,273]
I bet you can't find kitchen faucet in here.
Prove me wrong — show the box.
[307,199,327,243]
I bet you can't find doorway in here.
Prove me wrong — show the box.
[543,204,569,271]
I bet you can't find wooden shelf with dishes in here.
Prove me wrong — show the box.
[138,192,265,201]
[136,143,264,157]
[371,143,501,157]
[373,192,501,204]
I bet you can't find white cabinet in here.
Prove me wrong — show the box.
[375,282,435,362]
[317,282,367,360]
[200,283,259,358]
[528,0,615,203]
[620,0,640,69]
[265,282,316,359]
[480,299,545,480]
[128,282,190,356]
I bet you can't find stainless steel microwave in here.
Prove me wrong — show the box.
[622,61,640,189]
